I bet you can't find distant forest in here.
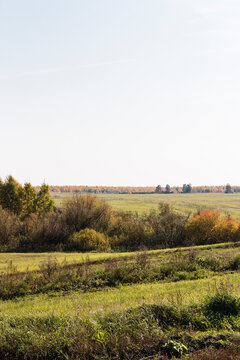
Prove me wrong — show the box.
[36,184,240,194]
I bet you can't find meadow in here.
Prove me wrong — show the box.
[52,192,240,218]
[1,242,240,358]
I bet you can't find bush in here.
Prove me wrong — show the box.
[0,206,20,249]
[20,212,68,250]
[66,228,110,251]
[163,340,188,358]
[229,255,240,271]
[63,195,113,233]
[203,292,240,318]
[147,203,188,248]
[215,214,239,243]
[109,212,150,250]
[185,210,239,246]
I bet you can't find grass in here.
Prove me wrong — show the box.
[1,241,239,273]
[1,241,240,315]
[1,242,240,358]
[0,273,239,318]
[0,251,133,273]
[51,192,240,219]
[1,289,240,359]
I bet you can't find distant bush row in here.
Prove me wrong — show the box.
[0,191,240,252]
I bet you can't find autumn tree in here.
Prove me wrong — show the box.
[185,210,239,245]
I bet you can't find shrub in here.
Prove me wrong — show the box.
[63,195,113,233]
[147,203,188,248]
[109,212,150,250]
[163,340,188,358]
[185,210,239,246]
[185,210,220,245]
[229,255,240,271]
[203,292,240,318]
[0,206,20,249]
[215,214,239,243]
[66,228,110,251]
[20,212,68,250]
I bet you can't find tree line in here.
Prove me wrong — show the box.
[0,176,239,253]
[39,184,239,194]
[155,183,234,194]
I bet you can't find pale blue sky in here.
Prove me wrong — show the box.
[1,0,240,186]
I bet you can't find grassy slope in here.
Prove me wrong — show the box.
[1,242,240,319]
[1,273,239,318]
[1,242,239,273]
[1,243,240,358]
[51,192,240,218]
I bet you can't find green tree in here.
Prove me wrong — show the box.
[0,176,53,217]
[23,183,38,216]
[0,176,24,216]
[165,184,171,193]
[35,184,54,215]
[182,183,192,193]
[225,183,232,194]
[155,185,162,193]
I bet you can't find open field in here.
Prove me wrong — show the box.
[51,192,240,218]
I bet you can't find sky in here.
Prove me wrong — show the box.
[1,0,240,186]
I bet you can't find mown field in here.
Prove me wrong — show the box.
[51,192,240,219]
[1,242,240,358]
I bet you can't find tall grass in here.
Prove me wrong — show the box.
[0,289,240,359]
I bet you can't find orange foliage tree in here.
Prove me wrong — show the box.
[185,210,239,245]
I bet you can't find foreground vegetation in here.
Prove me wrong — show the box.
[0,243,239,358]
[2,290,240,359]
[0,243,240,358]
[0,275,240,358]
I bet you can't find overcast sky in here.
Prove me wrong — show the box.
[1,0,240,186]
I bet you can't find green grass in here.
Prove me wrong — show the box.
[51,192,240,219]
[1,241,240,358]
[0,272,239,319]
[0,241,240,317]
[1,241,239,274]
[0,251,134,273]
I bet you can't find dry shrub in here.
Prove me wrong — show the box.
[147,203,188,248]
[63,195,113,233]
[109,212,150,250]
[20,212,68,249]
[0,205,20,248]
